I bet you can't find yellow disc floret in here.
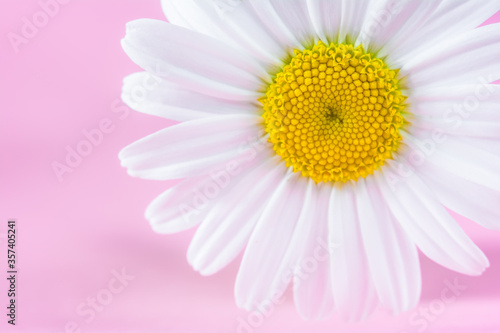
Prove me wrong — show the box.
[260,41,407,183]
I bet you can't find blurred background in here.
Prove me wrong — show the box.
[1,1,500,332]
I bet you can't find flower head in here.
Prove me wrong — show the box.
[120,0,500,320]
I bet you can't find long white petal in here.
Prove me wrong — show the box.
[162,0,286,67]
[187,155,287,275]
[146,177,213,234]
[122,72,262,121]
[119,115,265,180]
[305,0,343,43]
[248,0,313,50]
[121,19,269,101]
[293,183,335,320]
[384,1,500,65]
[418,161,500,231]
[356,176,421,314]
[461,137,500,156]
[329,183,378,321]
[362,0,443,61]
[409,84,500,139]
[378,160,489,276]
[404,23,500,88]
[235,171,309,311]
[404,134,500,192]
[160,0,195,30]
[340,0,383,45]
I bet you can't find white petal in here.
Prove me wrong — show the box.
[378,160,489,276]
[329,183,378,321]
[187,155,287,275]
[340,0,384,45]
[409,83,500,108]
[383,1,500,65]
[235,171,309,311]
[122,72,261,122]
[305,0,342,43]
[264,0,316,48]
[161,0,225,36]
[307,0,381,45]
[409,84,500,139]
[404,23,500,88]
[146,177,212,234]
[293,183,334,320]
[356,176,421,314]
[162,0,286,67]
[405,134,500,192]
[418,161,500,231]
[461,137,500,156]
[160,0,195,30]
[413,117,500,140]
[119,115,265,180]
[361,0,443,61]
[248,0,313,50]
[121,19,269,101]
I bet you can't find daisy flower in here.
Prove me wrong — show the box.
[119,0,500,320]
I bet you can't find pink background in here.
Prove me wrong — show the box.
[1,1,500,332]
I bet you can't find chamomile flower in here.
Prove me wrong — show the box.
[119,0,500,320]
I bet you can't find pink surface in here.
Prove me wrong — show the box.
[1,1,500,332]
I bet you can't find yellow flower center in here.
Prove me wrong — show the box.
[260,41,407,183]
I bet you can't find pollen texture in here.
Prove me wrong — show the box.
[260,41,407,183]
